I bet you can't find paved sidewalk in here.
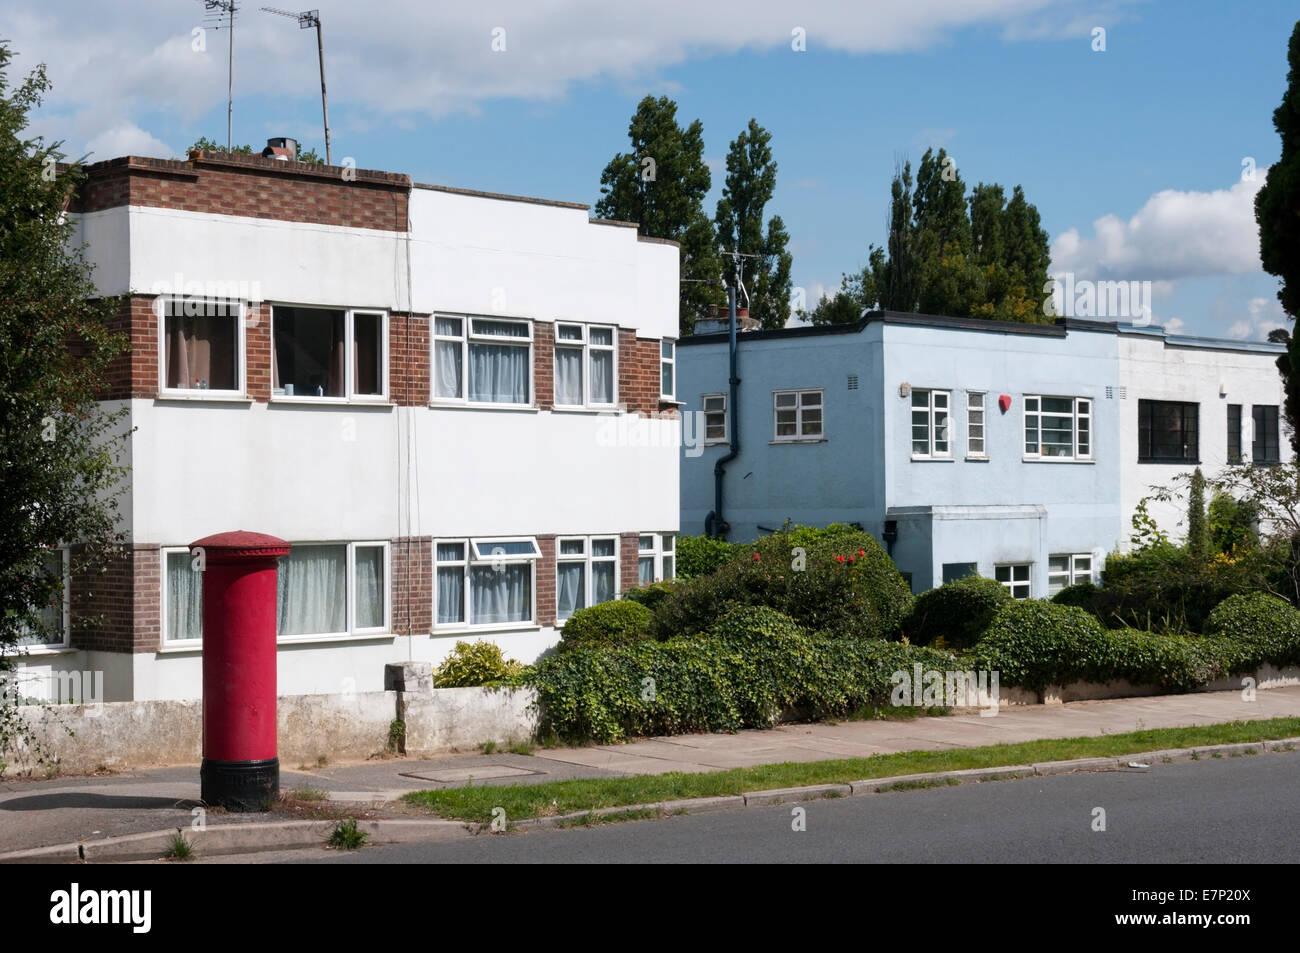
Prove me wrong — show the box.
[2,686,1297,856]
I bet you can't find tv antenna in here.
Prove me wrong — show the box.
[261,8,332,165]
[198,1,238,152]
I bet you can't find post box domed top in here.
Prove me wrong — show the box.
[189,530,291,560]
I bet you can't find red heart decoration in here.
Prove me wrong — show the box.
[998,394,1012,413]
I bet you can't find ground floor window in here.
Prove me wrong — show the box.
[638,533,676,585]
[18,549,69,648]
[557,537,619,622]
[942,562,978,584]
[435,537,540,628]
[1047,553,1093,596]
[995,563,1032,600]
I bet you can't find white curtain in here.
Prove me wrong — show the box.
[434,318,463,398]
[557,563,585,620]
[470,344,529,403]
[589,350,613,403]
[278,546,346,636]
[436,566,464,624]
[592,562,615,604]
[639,556,655,585]
[470,564,530,624]
[555,347,583,404]
[355,547,384,629]
[166,551,203,642]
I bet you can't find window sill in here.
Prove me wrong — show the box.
[1023,457,1096,464]
[270,396,395,409]
[13,643,75,657]
[660,398,686,407]
[428,401,539,414]
[276,631,398,646]
[431,623,543,636]
[1136,458,1199,465]
[910,454,954,461]
[965,455,990,462]
[157,641,203,655]
[155,394,253,405]
[551,405,621,415]
[772,438,827,445]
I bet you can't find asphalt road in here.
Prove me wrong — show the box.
[239,748,1300,864]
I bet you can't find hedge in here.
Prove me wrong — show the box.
[649,528,913,641]
[905,575,1010,649]
[675,535,744,579]
[530,606,954,743]
[1204,592,1300,671]
[556,600,653,653]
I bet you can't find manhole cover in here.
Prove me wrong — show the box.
[400,765,543,783]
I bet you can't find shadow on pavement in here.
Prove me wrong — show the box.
[0,793,200,811]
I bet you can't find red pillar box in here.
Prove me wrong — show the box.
[191,531,290,812]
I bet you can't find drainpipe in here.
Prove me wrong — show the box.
[706,261,741,537]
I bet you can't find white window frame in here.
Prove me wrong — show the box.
[966,391,987,459]
[773,389,825,442]
[156,296,247,398]
[703,393,727,445]
[433,536,540,632]
[19,548,70,653]
[269,304,390,403]
[553,323,618,409]
[350,541,391,636]
[995,563,1032,600]
[160,546,203,648]
[430,314,534,408]
[637,533,676,585]
[1047,553,1094,596]
[660,340,676,400]
[1024,395,1092,461]
[555,535,621,625]
[911,388,951,459]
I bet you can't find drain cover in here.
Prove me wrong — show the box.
[400,764,542,783]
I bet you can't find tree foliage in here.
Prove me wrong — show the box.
[186,136,325,165]
[595,96,724,337]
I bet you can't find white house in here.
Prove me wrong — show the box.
[13,146,681,703]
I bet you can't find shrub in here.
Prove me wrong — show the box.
[905,576,1010,649]
[433,640,525,687]
[1204,592,1300,671]
[557,600,653,653]
[529,605,955,743]
[650,528,912,641]
[968,601,1112,691]
[675,535,744,579]
[620,581,677,613]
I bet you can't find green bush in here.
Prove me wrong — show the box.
[1204,592,1300,671]
[619,581,677,613]
[649,528,912,641]
[529,605,956,743]
[433,640,525,687]
[905,575,1010,649]
[675,535,744,579]
[557,600,653,653]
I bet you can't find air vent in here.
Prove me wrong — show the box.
[1119,386,1128,399]
[1105,386,1114,399]
[847,374,859,391]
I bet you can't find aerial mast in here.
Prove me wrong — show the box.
[261,7,332,164]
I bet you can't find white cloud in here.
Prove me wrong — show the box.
[1226,296,1287,341]
[1050,171,1268,283]
[1162,317,1186,335]
[8,1,1136,162]
[84,122,174,162]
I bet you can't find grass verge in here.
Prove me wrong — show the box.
[402,717,1300,823]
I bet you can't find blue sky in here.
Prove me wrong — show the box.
[11,0,1298,337]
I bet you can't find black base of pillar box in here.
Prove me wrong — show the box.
[201,757,279,812]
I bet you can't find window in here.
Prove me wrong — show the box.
[18,550,69,648]
[1138,400,1198,463]
[1253,405,1280,463]
[1228,404,1243,465]
[1024,395,1092,460]
[163,548,203,644]
[774,389,824,441]
[995,564,1031,600]
[432,315,532,405]
[556,537,619,622]
[1047,554,1093,597]
[703,394,727,444]
[159,297,242,395]
[272,306,386,399]
[967,391,986,458]
[554,324,616,407]
[435,537,539,628]
[660,340,675,399]
[942,562,978,584]
[274,542,389,639]
[911,389,950,458]
[638,533,676,585]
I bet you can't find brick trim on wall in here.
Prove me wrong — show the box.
[534,322,555,411]
[76,154,410,232]
[390,536,432,638]
[536,535,557,627]
[71,545,160,653]
[390,313,431,406]
[617,330,677,418]
[620,533,641,593]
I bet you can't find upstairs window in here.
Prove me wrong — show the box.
[159,297,242,395]
[966,391,987,458]
[703,394,727,444]
[554,323,616,407]
[911,389,950,458]
[1025,396,1091,460]
[774,389,824,441]
[1138,400,1198,463]
[1228,404,1243,464]
[433,315,532,406]
[1252,405,1280,463]
[660,340,676,399]
[272,306,385,399]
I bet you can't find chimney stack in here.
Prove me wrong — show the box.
[262,137,299,162]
